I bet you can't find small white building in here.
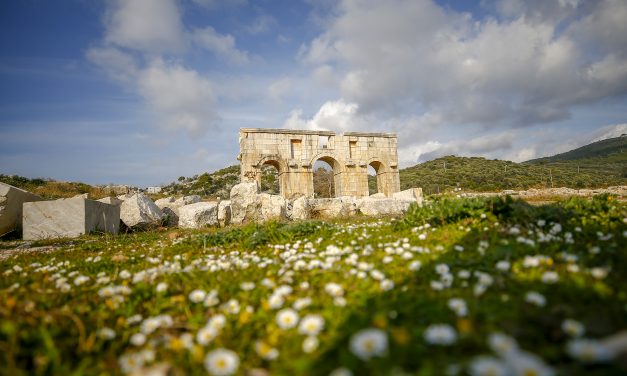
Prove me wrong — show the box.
[146,186,162,194]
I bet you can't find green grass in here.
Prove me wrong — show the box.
[1,196,626,375]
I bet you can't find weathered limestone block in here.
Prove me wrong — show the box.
[392,188,424,205]
[0,182,42,237]
[23,197,119,240]
[257,193,286,222]
[178,202,218,229]
[161,207,179,227]
[370,193,386,198]
[175,195,201,206]
[218,200,231,227]
[119,193,163,229]
[154,196,175,209]
[357,197,412,217]
[97,197,123,206]
[154,197,179,226]
[309,197,358,219]
[230,182,260,224]
[290,196,310,220]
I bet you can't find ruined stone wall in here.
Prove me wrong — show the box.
[238,128,400,198]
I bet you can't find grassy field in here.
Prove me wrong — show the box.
[1,196,626,375]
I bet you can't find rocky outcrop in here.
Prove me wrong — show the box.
[0,182,42,237]
[23,197,119,240]
[119,193,163,229]
[178,202,219,229]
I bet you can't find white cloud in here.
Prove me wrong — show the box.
[192,26,250,64]
[300,0,627,127]
[245,14,276,34]
[267,77,292,102]
[86,46,137,83]
[282,100,361,132]
[590,123,627,142]
[137,60,219,136]
[104,0,186,54]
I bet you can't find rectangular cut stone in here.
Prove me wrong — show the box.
[393,188,424,203]
[0,182,42,237]
[23,197,120,240]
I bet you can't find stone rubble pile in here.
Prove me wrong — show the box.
[458,186,626,199]
[0,181,425,240]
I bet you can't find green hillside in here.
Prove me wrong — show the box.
[397,155,625,195]
[526,134,626,162]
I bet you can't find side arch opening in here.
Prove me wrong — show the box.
[312,156,342,198]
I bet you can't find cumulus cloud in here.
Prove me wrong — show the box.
[407,132,516,163]
[192,26,250,64]
[267,77,292,102]
[589,123,627,142]
[137,60,219,137]
[87,0,253,137]
[104,0,186,54]
[282,100,362,131]
[86,47,137,83]
[299,0,627,127]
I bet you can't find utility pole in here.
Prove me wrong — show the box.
[549,169,553,188]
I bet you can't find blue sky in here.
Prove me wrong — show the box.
[1,0,626,187]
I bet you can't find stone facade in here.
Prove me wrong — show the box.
[238,128,401,198]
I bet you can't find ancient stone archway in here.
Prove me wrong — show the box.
[238,128,400,198]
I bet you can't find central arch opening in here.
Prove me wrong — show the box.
[313,156,341,198]
[368,161,384,196]
[260,160,281,195]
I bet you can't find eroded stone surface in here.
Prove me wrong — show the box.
[392,188,424,205]
[23,197,119,240]
[0,182,42,237]
[357,197,412,216]
[119,193,163,229]
[178,202,219,229]
[218,200,231,227]
[309,196,359,219]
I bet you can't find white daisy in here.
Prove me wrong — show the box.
[204,348,239,376]
[349,328,388,361]
[276,308,299,330]
[424,324,457,345]
[298,314,325,336]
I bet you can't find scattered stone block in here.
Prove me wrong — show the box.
[258,193,287,222]
[179,202,218,229]
[0,182,42,237]
[23,197,119,240]
[392,188,423,204]
[309,197,358,219]
[119,193,163,229]
[230,182,260,224]
[218,200,231,227]
[97,197,123,206]
[358,197,412,216]
[290,196,310,220]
